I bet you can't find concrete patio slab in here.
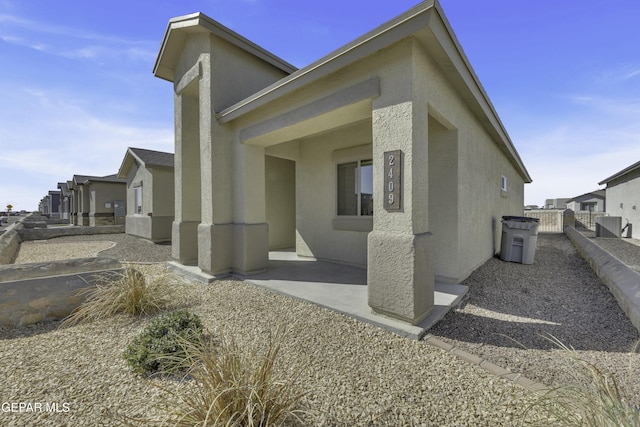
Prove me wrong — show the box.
[170,250,468,339]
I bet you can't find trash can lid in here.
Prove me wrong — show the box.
[501,215,540,223]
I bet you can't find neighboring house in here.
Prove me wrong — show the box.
[57,182,72,220]
[70,174,126,226]
[566,190,605,212]
[48,190,61,219]
[599,160,640,239]
[544,198,570,210]
[153,1,531,325]
[117,147,175,242]
[39,191,61,218]
[38,195,49,217]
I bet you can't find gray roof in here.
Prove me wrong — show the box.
[117,147,175,178]
[129,147,174,168]
[73,174,125,186]
[567,189,605,203]
[57,182,71,196]
[598,160,640,186]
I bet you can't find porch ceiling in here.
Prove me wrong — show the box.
[240,98,372,147]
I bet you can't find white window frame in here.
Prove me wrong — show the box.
[500,175,508,192]
[331,144,373,232]
[134,185,143,215]
[337,159,373,217]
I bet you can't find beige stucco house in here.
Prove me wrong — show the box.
[57,182,71,220]
[566,190,605,213]
[153,0,531,325]
[69,174,126,226]
[599,160,640,238]
[117,147,175,242]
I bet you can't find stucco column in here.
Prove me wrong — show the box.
[79,186,90,226]
[231,141,269,275]
[172,92,201,265]
[367,50,434,324]
[197,58,235,275]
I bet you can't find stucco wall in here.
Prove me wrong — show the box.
[234,37,526,280]
[296,122,372,267]
[88,182,126,227]
[78,185,91,225]
[605,175,640,239]
[125,162,152,240]
[428,116,460,282]
[90,182,126,214]
[265,155,296,250]
[152,167,175,217]
[210,35,291,113]
[0,258,123,326]
[0,222,23,265]
[417,45,525,282]
[123,162,174,242]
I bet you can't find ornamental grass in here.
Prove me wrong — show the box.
[165,326,308,427]
[60,265,176,328]
[524,336,640,427]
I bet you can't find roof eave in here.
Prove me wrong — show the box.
[598,160,640,185]
[215,0,531,183]
[153,12,297,83]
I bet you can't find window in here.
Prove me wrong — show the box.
[500,175,508,192]
[337,159,373,216]
[134,185,142,214]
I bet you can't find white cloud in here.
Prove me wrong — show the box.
[0,87,172,210]
[520,122,640,205]
[0,13,157,64]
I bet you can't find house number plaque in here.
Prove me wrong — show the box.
[384,150,402,211]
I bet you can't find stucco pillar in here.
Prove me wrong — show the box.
[172,92,201,265]
[79,186,90,226]
[196,58,235,276]
[367,46,434,324]
[231,141,269,275]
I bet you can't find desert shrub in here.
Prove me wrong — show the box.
[167,325,308,426]
[60,265,176,327]
[124,309,204,375]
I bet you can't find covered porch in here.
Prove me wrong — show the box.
[168,249,468,339]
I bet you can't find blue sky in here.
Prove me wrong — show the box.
[1,0,639,210]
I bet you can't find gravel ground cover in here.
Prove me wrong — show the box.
[430,232,640,407]
[0,267,547,426]
[18,233,174,263]
[588,236,640,274]
[1,231,638,425]
[14,241,116,264]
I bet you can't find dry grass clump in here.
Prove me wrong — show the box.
[164,326,308,427]
[524,336,640,427]
[60,265,177,328]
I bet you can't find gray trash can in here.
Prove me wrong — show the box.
[500,216,540,264]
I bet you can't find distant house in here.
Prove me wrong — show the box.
[599,160,640,238]
[57,182,71,220]
[70,174,126,226]
[38,195,49,217]
[39,191,61,218]
[117,147,175,242]
[153,1,532,325]
[566,190,605,212]
[544,198,570,210]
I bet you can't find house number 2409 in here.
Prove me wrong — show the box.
[384,150,402,211]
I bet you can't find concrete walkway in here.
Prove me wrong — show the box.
[170,250,468,339]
